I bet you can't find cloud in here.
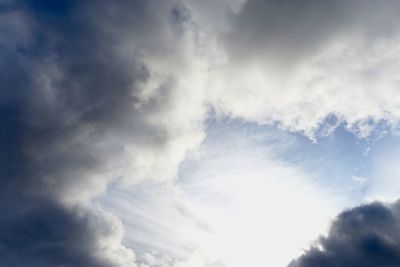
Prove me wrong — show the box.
[1,0,208,202]
[4,0,400,266]
[206,0,400,138]
[0,200,135,267]
[289,200,400,267]
[0,0,209,266]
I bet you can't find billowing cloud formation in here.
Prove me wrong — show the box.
[4,0,400,266]
[208,0,400,137]
[289,201,400,267]
[0,0,208,266]
[2,0,209,202]
[0,200,134,267]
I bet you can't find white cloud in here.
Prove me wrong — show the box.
[200,0,400,138]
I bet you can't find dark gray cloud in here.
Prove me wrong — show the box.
[2,0,146,200]
[0,0,204,266]
[289,201,400,267]
[0,199,133,267]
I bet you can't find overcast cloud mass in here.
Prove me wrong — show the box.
[2,0,400,266]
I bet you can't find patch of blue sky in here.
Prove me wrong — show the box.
[99,114,400,264]
[178,114,400,207]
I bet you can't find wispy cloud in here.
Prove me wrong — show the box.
[100,120,343,266]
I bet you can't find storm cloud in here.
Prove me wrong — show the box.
[0,0,207,266]
[0,200,134,267]
[289,201,400,267]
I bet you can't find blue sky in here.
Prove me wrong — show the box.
[99,116,400,266]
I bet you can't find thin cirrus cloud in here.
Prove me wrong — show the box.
[101,121,339,267]
[2,0,400,267]
[102,119,400,266]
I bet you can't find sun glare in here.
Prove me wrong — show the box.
[177,142,337,266]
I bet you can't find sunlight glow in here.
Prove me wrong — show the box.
[174,135,338,266]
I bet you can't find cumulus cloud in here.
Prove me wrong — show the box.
[2,0,208,202]
[0,0,209,265]
[207,0,400,138]
[289,201,400,267]
[0,200,135,267]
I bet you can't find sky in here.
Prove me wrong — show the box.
[2,0,400,266]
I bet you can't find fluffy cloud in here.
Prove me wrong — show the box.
[289,201,400,267]
[207,0,400,138]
